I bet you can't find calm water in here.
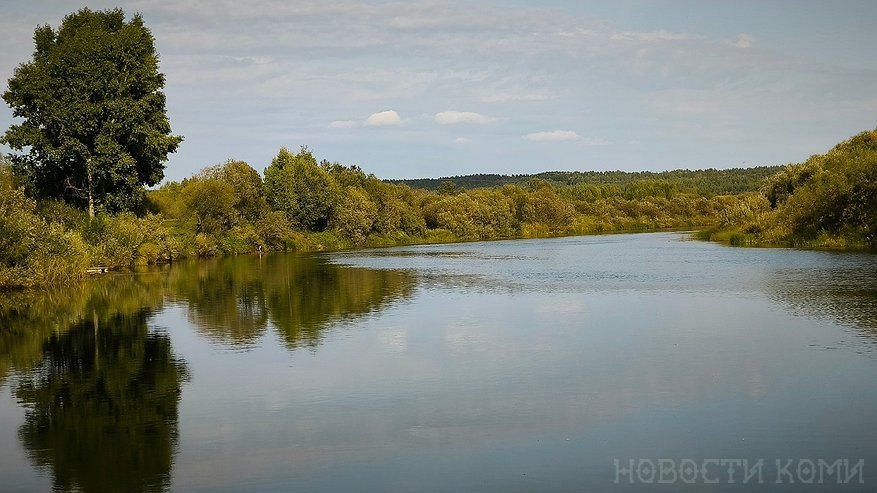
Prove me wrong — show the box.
[1,232,876,492]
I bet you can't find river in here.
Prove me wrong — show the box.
[1,232,876,492]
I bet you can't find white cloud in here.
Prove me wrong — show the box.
[525,130,581,142]
[454,137,471,144]
[610,30,695,42]
[434,110,496,124]
[732,34,754,49]
[228,55,274,65]
[328,120,358,128]
[365,110,402,126]
[481,92,552,103]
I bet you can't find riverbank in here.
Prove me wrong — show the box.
[0,219,701,290]
[693,228,875,251]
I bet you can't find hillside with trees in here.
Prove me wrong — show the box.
[4,125,875,289]
[698,129,877,249]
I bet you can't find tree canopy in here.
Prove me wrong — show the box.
[264,147,340,231]
[1,7,182,216]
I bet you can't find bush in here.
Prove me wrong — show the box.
[255,211,294,251]
[0,186,90,287]
[194,233,219,257]
[220,224,260,255]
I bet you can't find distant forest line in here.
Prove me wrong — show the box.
[389,166,784,196]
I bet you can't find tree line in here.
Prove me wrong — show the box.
[6,128,873,289]
[0,145,770,288]
[391,166,783,196]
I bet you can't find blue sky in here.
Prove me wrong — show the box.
[1,1,876,181]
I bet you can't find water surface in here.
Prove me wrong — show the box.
[1,233,876,491]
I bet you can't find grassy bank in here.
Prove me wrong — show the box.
[0,201,711,290]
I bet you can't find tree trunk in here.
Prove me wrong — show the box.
[93,310,100,372]
[87,157,95,218]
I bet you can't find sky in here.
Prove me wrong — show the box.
[1,1,876,182]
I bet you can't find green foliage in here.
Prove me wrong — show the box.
[1,8,182,215]
[393,166,783,196]
[265,147,340,231]
[201,160,266,222]
[333,186,377,245]
[145,181,185,218]
[0,179,89,288]
[709,128,877,248]
[8,128,875,289]
[35,199,89,230]
[180,177,237,234]
[255,210,295,251]
[437,180,461,195]
[220,224,260,255]
[522,187,575,233]
[366,179,427,236]
[82,213,173,268]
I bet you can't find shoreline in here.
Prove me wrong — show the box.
[19,225,874,293]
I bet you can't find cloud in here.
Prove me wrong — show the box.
[481,92,552,103]
[732,34,754,49]
[580,137,610,146]
[365,110,402,126]
[454,137,471,144]
[525,130,581,142]
[610,30,696,42]
[328,120,358,128]
[434,110,496,124]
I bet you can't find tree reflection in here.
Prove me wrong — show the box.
[168,257,269,347]
[0,272,167,386]
[0,273,185,493]
[765,265,877,338]
[15,311,187,493]
[0,250,413,492]
[169,253,415,350]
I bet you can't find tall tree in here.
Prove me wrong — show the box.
[1,8,182,216]
[264,147,340,231]
[201,160,267,222]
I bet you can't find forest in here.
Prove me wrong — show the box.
[391,166,783,196]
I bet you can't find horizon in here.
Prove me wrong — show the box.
[2,1,876,182]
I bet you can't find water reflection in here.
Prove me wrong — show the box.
[0,252,414,492]
[168,254,415,350]
[168,258,270,348]
[0,273,167,387]
[15,311,187,493]
[0,274,182,493]
[765,262,877,344]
